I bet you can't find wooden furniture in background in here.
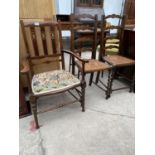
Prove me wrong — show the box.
[20,20,88,128]
[74,0,104,21]
[96,14,135,98]
[19,0,56,19]
[120,28,135,81]
[124,0,135,25]
[123,28,135,59]
[76,0,103,8]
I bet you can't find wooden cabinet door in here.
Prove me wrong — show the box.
[124,0,135,25]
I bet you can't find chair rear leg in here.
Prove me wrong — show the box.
[69,55,72,72]
[81,80,86,112]
[95,71,100,84]
[30,96,39,129]
[89,73,94,86]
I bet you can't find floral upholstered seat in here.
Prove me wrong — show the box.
[32,70,80,95]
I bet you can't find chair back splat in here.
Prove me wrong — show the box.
[20,21,65,76]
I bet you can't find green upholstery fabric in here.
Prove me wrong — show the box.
[106,39,120,43]
[97,43,119,55]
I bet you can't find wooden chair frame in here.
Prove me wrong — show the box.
[69,13,111,90]
[96,14,135,99]
[20,20,88,129]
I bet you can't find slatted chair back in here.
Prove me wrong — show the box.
[99,14,125,58]
[70,13,98,59]
[20,20,65,76]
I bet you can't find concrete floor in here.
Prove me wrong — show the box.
[19,72,135,155]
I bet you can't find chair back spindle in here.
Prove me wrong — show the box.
[20,21,65,76]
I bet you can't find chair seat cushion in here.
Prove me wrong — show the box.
[32,70,80,95]
[104,55,135,67]
[105,43,119,54]
[97,44,119,55]
[106,39,120,43]
[76,59,110,73]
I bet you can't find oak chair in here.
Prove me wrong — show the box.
[20,20,88,129]
[69,13,111,88]
[96,14,135,98]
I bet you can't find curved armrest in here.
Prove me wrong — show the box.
[62,49,89,63]
[20,61,30,74]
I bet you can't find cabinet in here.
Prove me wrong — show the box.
[124,0,135,25]
[76,0,103,8]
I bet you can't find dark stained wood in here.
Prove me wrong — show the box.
[97,14,135,98]
[20,20,88,128]
[124,0,135,25]
[69,13,111,87]
[122,28,135,59]
[19,78,29,116]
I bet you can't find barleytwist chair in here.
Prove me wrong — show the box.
[69,13,111,88]
[20,20,88,129]
[96,14,135,98]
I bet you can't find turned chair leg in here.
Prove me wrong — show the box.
[106,68,116,99]
[106,70,112,99]
[89,73,94,86]
[30,96,39,129]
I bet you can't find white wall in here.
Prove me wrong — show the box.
[56,0,73,14]
[56,0,74,37]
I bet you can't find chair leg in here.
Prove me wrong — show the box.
[30,96,39,129]
[81,80,86,112]
[69,55,72,72]
[106,70,112,99]
[106,68,116,99]
[95,71,100,84]
[89,73,94,86]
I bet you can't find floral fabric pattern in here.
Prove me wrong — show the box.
[32,70,80,95]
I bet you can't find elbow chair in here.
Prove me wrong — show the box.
[20,20,88,129]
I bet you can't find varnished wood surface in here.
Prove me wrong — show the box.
[19,0,56,19]
[123,28,135,59]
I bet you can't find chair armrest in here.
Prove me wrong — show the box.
[20,61,30,74]
[62,49,89,63]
